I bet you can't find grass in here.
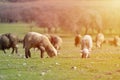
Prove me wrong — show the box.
[0,23,120,80]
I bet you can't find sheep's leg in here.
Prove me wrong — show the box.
[82,54,86,58]
[15,45,18,54]
[81,54,84,58]
[15,47,18,54]
[11,47,18,54]
[25,49,29,58]
[3,49,6,54]
[39,46,45,58]
[2,47,6,54]
[11,47,14,54]
[40,49,44,58]
[28,50,31,58]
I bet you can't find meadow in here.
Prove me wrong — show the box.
[0,23,120,80]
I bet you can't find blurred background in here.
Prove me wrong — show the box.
[0,0,120,35]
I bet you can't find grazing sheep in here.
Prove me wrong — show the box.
[96,33,105,48]
[74,34,82,47]
[45,34,62,53]
[105,38,114,46]
[105,36,120,46]
[81,35,93,58]
[0,33,18,54]
[113,36,120,46]
[81,48,90,58]
[23,32,58,58]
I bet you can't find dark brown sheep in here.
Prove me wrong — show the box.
[0,33,18,54]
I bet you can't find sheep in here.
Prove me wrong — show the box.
[113,36,120,46]
[104,38,114,46]
[45,34,62,53]
[0,35,10,53]
[104,36,120,46]
[81,35,93,58]
[96,33,104,48]
[0,33,18,54]
[81,48,90,58]
[23,32,58,58]
[74,34,82,47]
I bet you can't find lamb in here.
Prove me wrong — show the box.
[96,33,105,48]
[45,34,62,53]
[23,32,58,58]
[113,36,120,46]
[74,34,82,47]
[81,35,93,58]
[0,33,18,54]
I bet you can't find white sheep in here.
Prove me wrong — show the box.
[96,33,104,48]
[23,32,57,58]
[81,35,93,58]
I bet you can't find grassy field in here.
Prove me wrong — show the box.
[0,23,120,80]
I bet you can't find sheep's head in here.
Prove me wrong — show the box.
[46,47,58,57]
[81,48,90,58]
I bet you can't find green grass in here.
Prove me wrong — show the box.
[0,23,120,80]
[0,23,45,37]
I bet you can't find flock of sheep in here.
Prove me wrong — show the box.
[75,33,120,58]
[0,32,62,58]
[0,32,120,59]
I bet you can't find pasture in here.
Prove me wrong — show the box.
[0,23,120,80]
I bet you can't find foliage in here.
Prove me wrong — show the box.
[0,0,112,33]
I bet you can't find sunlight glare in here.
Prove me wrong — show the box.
[110,0,120,8]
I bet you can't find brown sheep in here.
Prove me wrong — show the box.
[74,34,82,47]
[23,32,58,58]
[45,34,62,53]
[105,36,120,46]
